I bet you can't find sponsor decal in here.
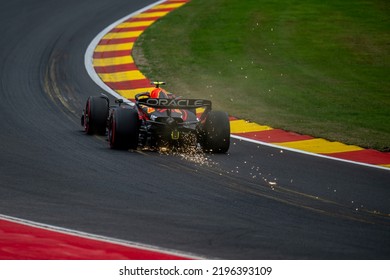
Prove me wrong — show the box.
[140,98,210,108]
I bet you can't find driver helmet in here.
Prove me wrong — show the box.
[150,88,168,99]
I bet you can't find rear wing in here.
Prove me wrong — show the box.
[137,98,212,110]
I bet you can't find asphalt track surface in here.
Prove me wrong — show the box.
[0,0,389,259]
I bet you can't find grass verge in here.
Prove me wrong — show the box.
[133,0,390,151]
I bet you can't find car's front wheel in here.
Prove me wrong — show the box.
[83,96,108,135]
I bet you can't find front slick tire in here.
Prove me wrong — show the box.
[84,96,108,135]
[203,111,230,153]
[109,108,139,150]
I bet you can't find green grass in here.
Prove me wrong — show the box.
[133,0,390,151]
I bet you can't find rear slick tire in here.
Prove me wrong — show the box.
[109,108,139,150]
[203,111,230,153]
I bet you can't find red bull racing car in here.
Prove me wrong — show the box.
[81,82,230,153]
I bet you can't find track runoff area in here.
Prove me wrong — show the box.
[89,1,390,170]
[2,0,388,279]
[0,219,386,280]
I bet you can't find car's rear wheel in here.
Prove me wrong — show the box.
[109,108,139,150]
[202,111,230,153]
[84,96,108,135]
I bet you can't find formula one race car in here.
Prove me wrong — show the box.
[81,82,230,153]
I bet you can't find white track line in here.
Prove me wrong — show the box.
[84,0,167,106]
[231,135,389,171]
[84,0,389,173]
[0,213,201,259]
